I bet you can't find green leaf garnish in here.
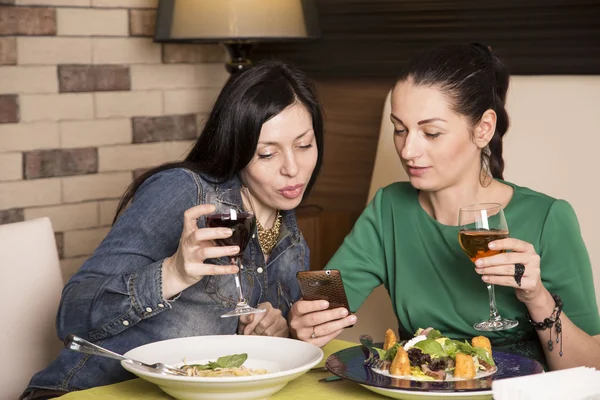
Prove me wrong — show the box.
[185,363,213,370]
[185,353,248,370]
[413,339,445,358]
[444,339,473,356]
[373,347,387,360]
[471,347,495,366]
[215,353,248,368]
[384,343,400,361]
[426,329,442,340]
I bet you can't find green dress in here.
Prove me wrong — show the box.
[326,181,600,367]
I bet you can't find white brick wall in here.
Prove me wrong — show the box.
[24,202,98,231]
[0,179,61,209]
[91,0,157,8]
[17,37,92,65]
[131,64,229,90]
[60,119,132,148]
[92,38,161,64]
[57,8,129,36]
[60,256,88,280]
[0,153,23,181]
[163,88,221,115]
[98,141,193,172]
[1,0,229,277]
[20,94,95,122]
[0,66,58,94]
[16,0,90,6]
[98,199,120,226]
[0,122,60,152]
[62,172,132,202]
[94,91,162,118]
[63,227,111,257]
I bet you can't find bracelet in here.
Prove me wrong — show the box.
[526,293,563,357]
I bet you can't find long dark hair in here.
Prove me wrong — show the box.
[114,60,324,223]
[396,42,510,182]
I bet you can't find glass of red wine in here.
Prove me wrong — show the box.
[458,203,518,331]
[206,187,266,318]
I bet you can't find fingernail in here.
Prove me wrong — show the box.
[488,242,496,249]
[349,315,357,323]
[482,276,489,282]
[231,246,240,253]
[222,228,232,235]
[321,301,329,309]
[475,259,483,266]
[340,309,348,317]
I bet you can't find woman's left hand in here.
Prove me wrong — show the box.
[238,302,289,338]
[474,238,545,306]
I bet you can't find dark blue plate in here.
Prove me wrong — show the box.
[325,345,544,392]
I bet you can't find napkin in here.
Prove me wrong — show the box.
[492,367,600,400]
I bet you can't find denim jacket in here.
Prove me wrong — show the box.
[25,168,309,393]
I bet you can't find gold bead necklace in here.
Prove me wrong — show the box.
[256,211,281,256]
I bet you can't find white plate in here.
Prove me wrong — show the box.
[326,346,543,400]
[361,385,491,400]
[122,335,323,400]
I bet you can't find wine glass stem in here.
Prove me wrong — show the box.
[486,284,501,321]
[233,257,247,307]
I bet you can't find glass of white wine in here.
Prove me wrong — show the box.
[458,203,518,331]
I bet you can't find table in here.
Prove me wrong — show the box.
[61,340,384,400]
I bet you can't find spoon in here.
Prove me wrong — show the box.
[64,334,187,376]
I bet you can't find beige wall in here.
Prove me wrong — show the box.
[0,0,229,281]
[338,76,600,342]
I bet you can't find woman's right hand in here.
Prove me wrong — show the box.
[161,204,241,299]
[288,299,357,348]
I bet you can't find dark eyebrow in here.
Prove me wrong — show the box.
[390,114,447,125]
[258,129,312,146]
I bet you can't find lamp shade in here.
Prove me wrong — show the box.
[154,0,320,43]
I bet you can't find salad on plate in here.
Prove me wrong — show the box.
[372,328,497,381]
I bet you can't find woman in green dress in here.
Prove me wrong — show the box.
[288,43,600,370]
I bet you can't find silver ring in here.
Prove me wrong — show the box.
[310,327,317,339]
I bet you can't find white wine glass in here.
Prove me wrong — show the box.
[458,203,518,331]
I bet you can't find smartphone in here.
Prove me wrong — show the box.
[296,269,351,311]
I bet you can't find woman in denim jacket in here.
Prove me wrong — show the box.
[23,60,323,399]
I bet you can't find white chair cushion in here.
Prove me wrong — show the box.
[0,217,64,399]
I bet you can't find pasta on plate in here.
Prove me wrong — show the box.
[180,353,268,378]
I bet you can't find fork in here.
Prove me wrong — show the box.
[64,334,187,376]
[359,334,386,370]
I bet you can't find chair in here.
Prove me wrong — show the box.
[0,217,64,399]
[367,89,407,202]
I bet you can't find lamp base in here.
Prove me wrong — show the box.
[223,42,254,74]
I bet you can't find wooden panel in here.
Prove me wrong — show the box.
[316,210,362,268]
[254,0,600,77]
[295,205,321,270]
[302,78,392,212]
[296,206,362,270]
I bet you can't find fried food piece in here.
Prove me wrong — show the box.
[390,346,410,376]
[471,336,492,358]
[383,328,397,351]
[454,352,476,379]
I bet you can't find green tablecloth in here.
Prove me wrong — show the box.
[61,339,384,400]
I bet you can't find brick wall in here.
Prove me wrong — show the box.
[0,0,229,281]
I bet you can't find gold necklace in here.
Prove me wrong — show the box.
[256,211,281,256]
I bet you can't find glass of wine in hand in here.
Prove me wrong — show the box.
[206,187,266,318]
[458,203,518,331]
